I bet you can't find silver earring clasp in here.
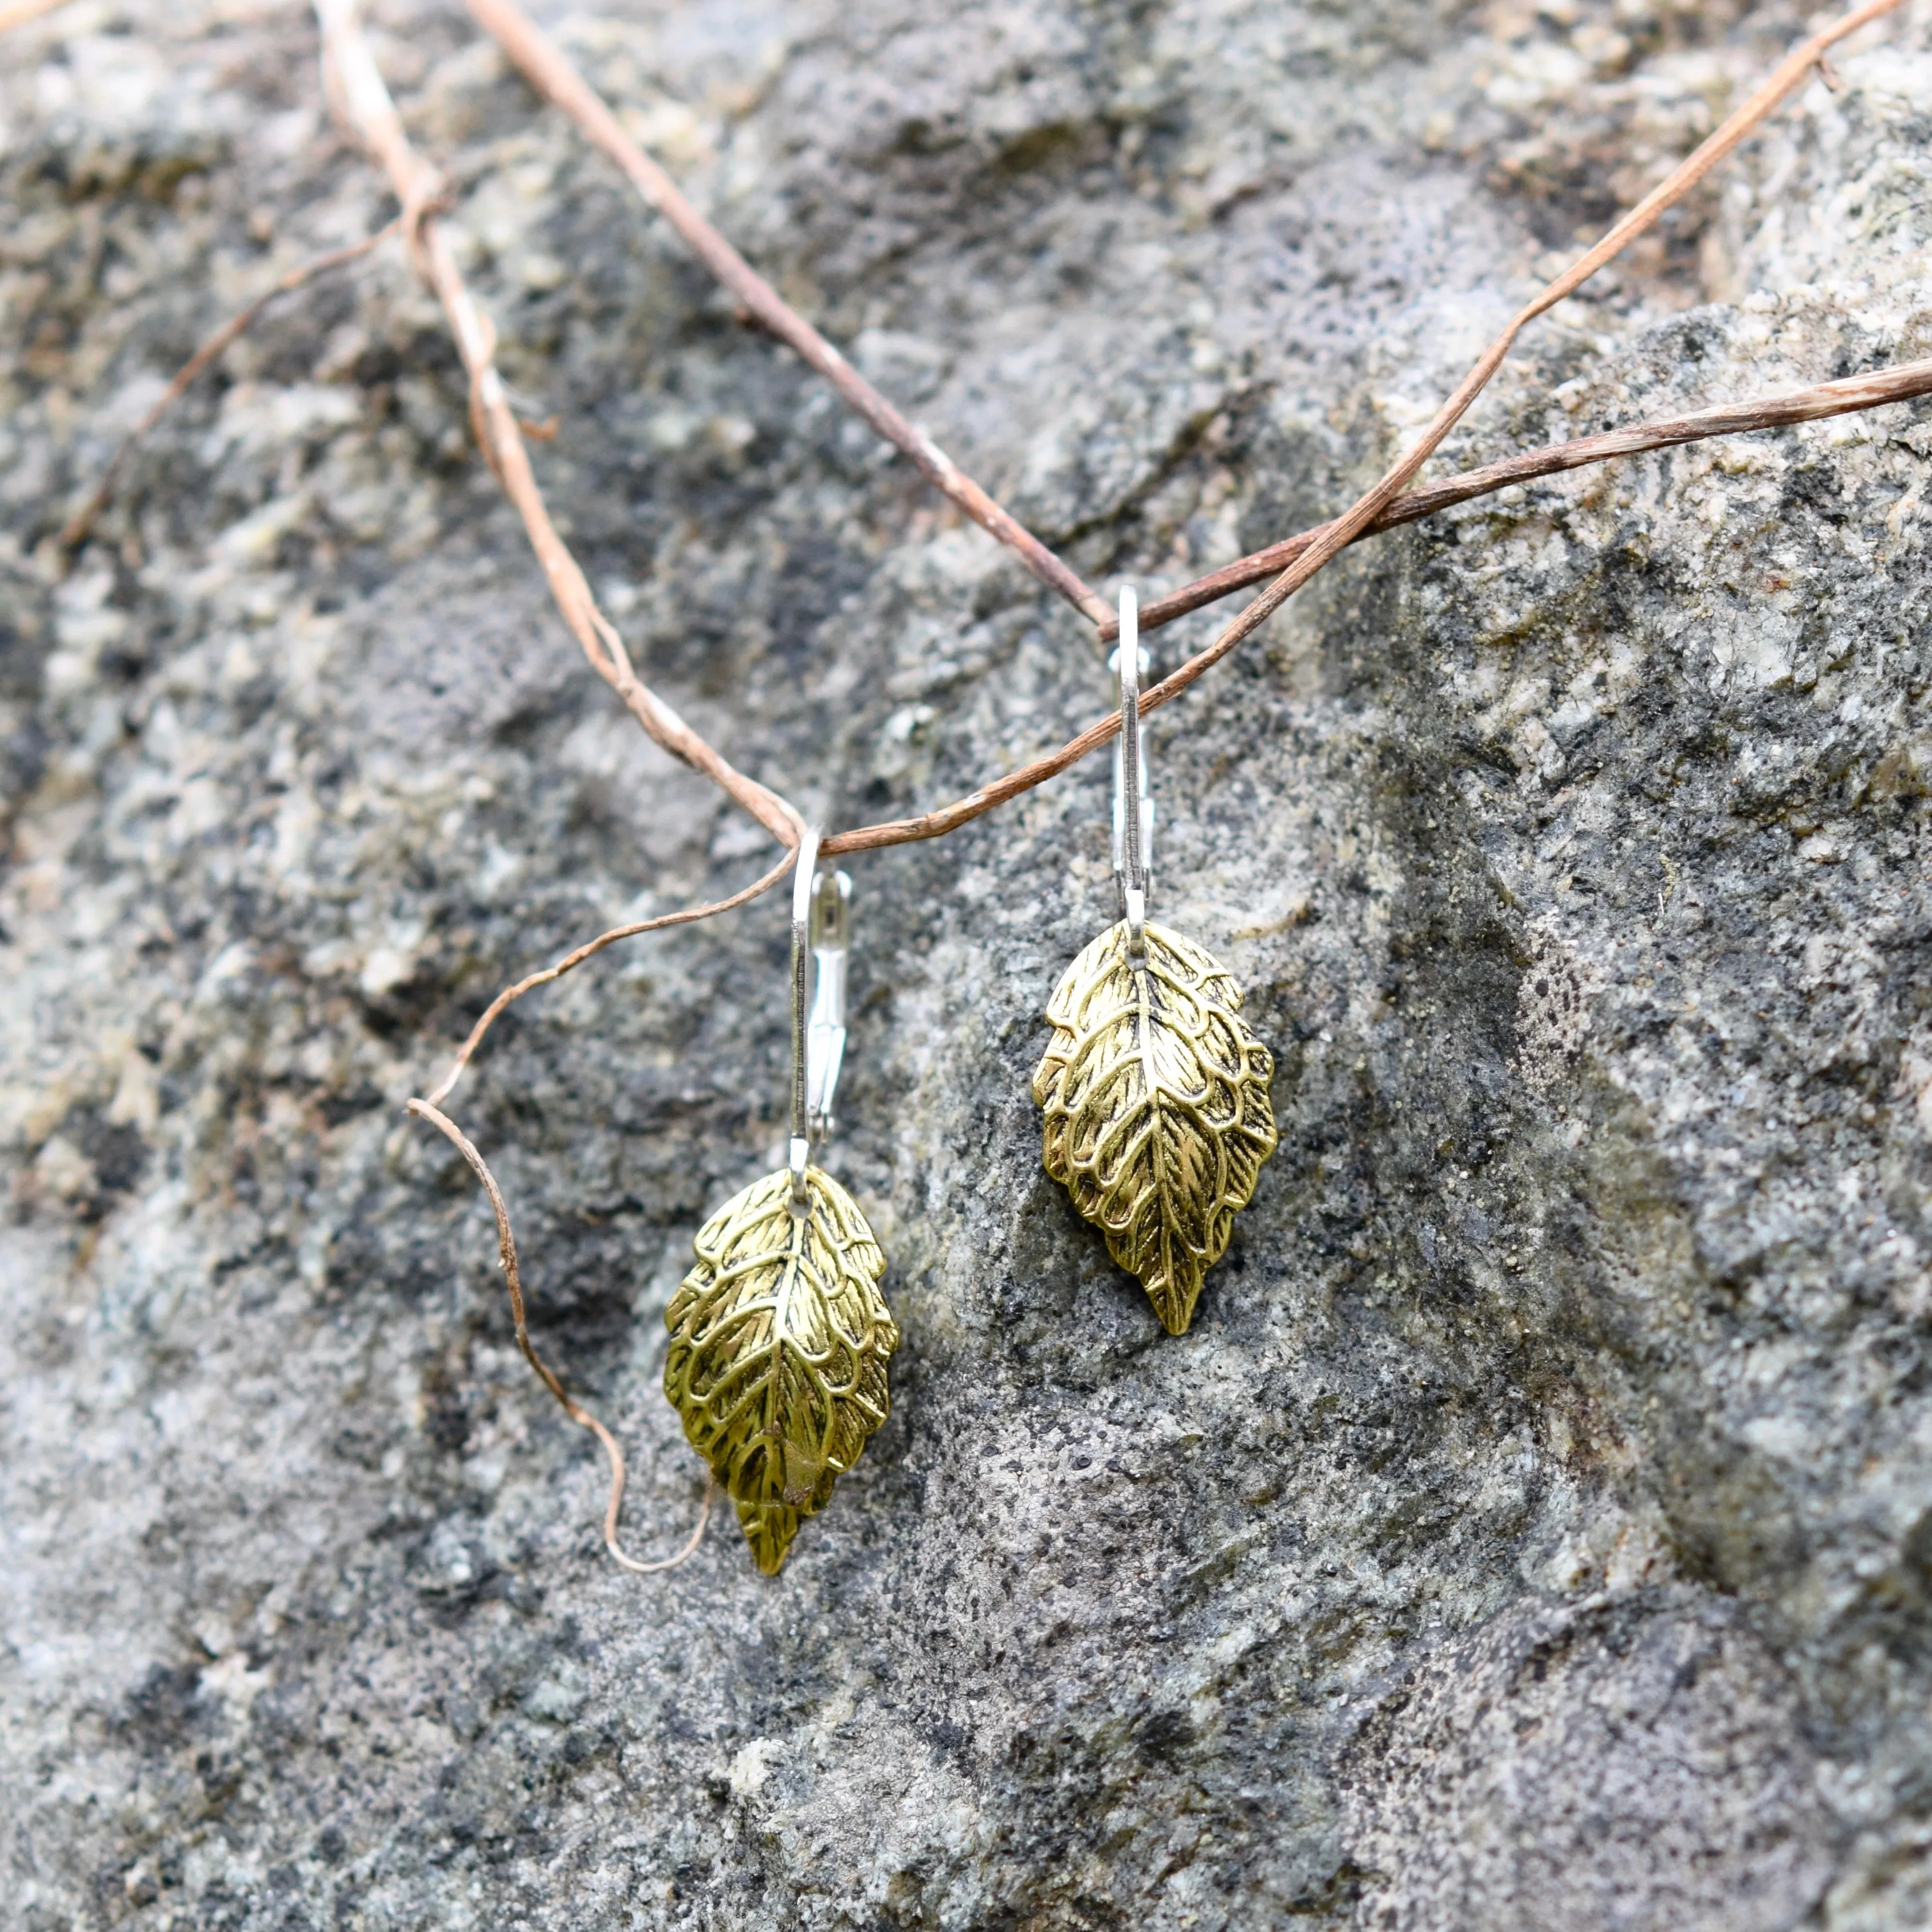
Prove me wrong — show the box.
[1110,586,1153,953]
[788,827,820,1210]
[788,828,854,1211]
[806,865,851,1141]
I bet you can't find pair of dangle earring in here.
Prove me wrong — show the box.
[1033,587,1279,1334]
[663,832,900,1574]
[662,588,1273,1574]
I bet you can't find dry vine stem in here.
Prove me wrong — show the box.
[0,0,73,37]
[313,0,801,1570]
[820,0,1908,850]
[330,0,1904,862]
[304,0,1904,1570]
[423,845,798,1108]
[406,1100,713,1574]
[313,0,804,859]
[59,223,399,553]
[425,356,1932,1085]
[462,0,1113,631]
[454,0,1904,851]
[1121,353,1932,641]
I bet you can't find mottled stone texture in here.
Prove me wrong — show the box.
[6,0,1932,1926]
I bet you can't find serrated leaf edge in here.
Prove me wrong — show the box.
[665,1165,898,1574]
[1033,918,1277,1333]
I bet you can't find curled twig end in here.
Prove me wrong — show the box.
[403,1094,710,1576]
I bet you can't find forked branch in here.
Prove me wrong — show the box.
[820,0,1907,853]
[1111,353,1932,642]
[319,0,1904,865]
[462,0,1112,631]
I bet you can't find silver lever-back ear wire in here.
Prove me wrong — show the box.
[1111,586,1151,957]
[806,866,851,1141]
[788,826,821,1211]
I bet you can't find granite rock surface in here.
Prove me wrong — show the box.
[6,1,1932,1926]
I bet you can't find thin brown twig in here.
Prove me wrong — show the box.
[424,847,799,1108]
[1110,354,1932,641]
[313,0,804,855]
[406,1097,713,1574]
[324,0,1903,865]
[461,0,1114,633]
[59,223,399,554]
[422,353,1932,1004]
[0,0,74,36]
[333,2,1902,1573]
[314,2,795,1545]
[819,0,1905,855]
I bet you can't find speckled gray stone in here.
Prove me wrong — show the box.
[6,2,1932,1927]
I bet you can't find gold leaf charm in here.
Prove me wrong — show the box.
[1033,919,1277,1335]
[665,1164,898,1574]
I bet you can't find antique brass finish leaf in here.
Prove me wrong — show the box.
[1034,919,1277,1335]
[665,1164,898,1574]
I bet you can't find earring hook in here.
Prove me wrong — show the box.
[806,866,851,1141]
[1111,586,1152,956]
[788,827,820,1210]
[788,829,854,1211]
